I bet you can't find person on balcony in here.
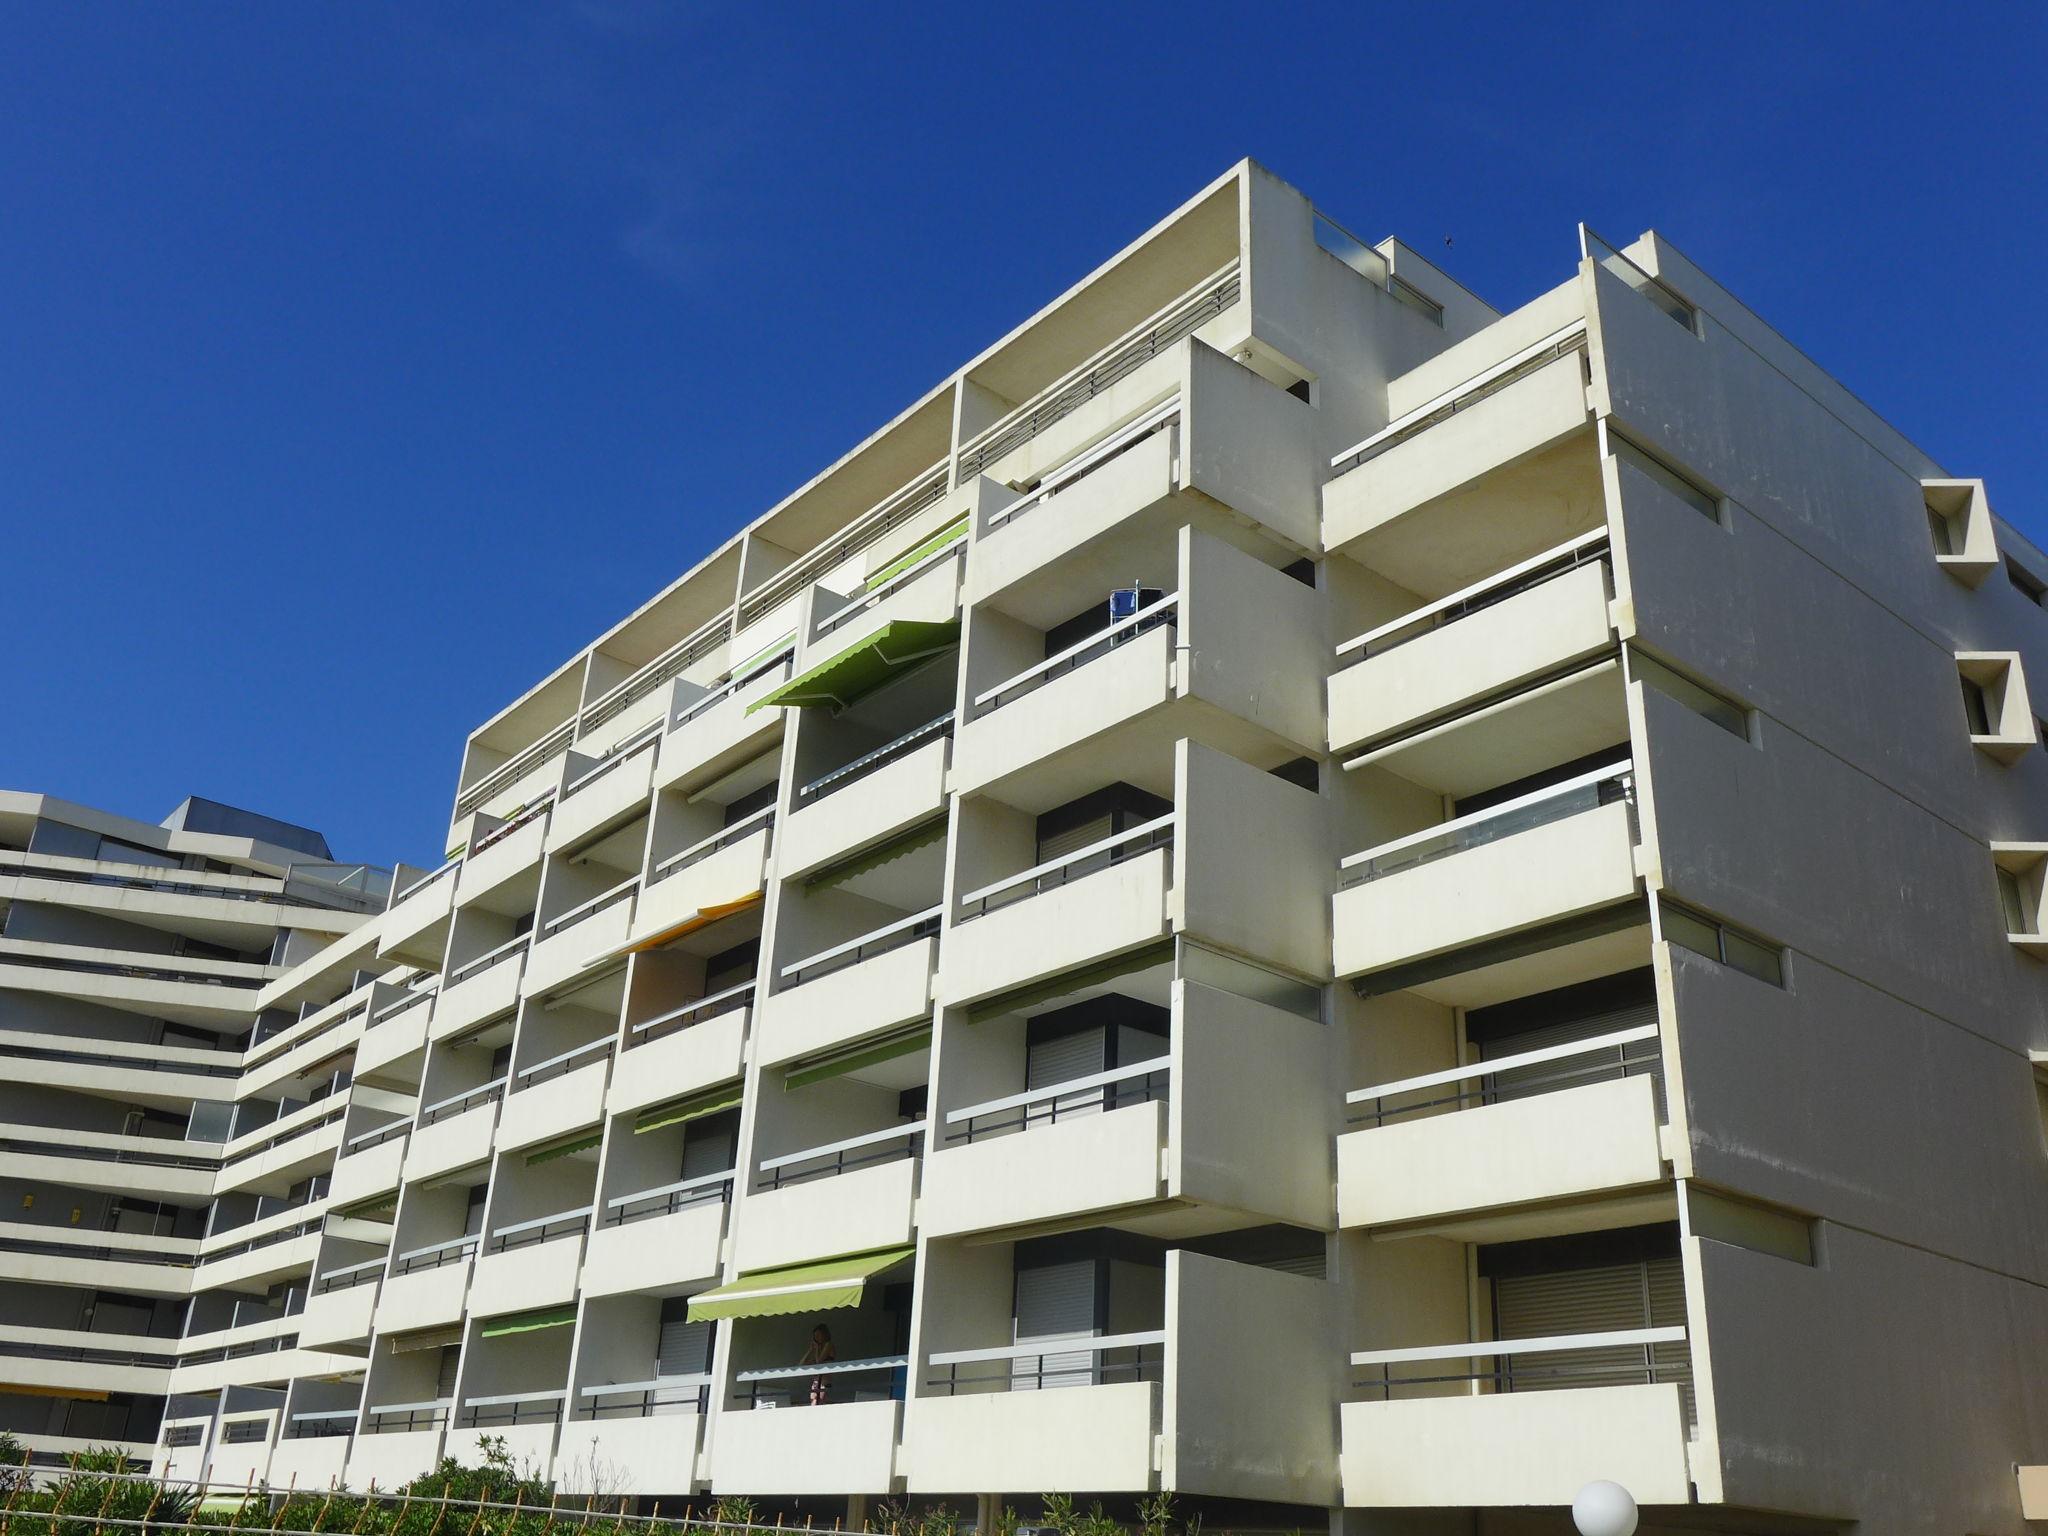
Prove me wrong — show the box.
[799,1323,835,1406]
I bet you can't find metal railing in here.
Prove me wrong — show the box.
[340,1120,410,1159]
[561,726,661,801]
[456,722,576,820]
[0,1234,196,1269]
[0,947,267,991]
[778,907,940,988]
[758,1121,925,1191]
[925,1330,1166,1394]
[417,1076,507,1127]
[1582,225,1698,333]
[649,808,774,887]
[601,1168,735,1227]
[582,612,735,736]
[813,534,966,642]
[513,1035,615,1092]
[540,877,638,940]
[446,933,529,987]
[626,979,756,1049]
[0,1039,240,1079]
[0,1133,217,1172]
[218,1418,270,1446]
[389,1234,477,1276]
[1335,530,1611,666]
[365,1397,451,1434]
[485,1205,592,1255]
[1351,1325,1690,1399]
[1329,321,1591,476]
[971,593,1179,718]
[956,814,1174,922]
[0,850,343,912]
[1346,1025,1663,1128]
[956,264,1238,480]
[672,650,793,733]
[1339,762,1635,887]
[312,1256,388,1295]
[458,1390,565,1429]
[287,1409,358,1440]
[735,1354,907,1408]
[985,400,1180,535]
[796,712,953,806]
[579,1373,710,1418]
[390,857,460,907]
[737,466,950,630]
[944,1058,1170,1144]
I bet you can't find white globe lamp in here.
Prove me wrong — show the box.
[1572,1480,1638,1536]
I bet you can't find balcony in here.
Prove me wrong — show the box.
[0,1122,214,1203]
[613,984,750,1112]
[302,1257,385,1350]
[357,987,434,1086]
[1339,1027,1668,1235]
[499,1039,613,1156]
[631,811,772,946]
[470,1207,590,1317]
[809,525,965,658]
[1324,330,1597,577]
[375,1238,474,1333]
[710,1397,900,1496]
[760,919,936,1072]
[1340,1330,1692,1507]
[940,822,1172,1010]
[207,1411,278,1490]
[654,652,793,796]
[546,734,659,856]
[1330,531,1617,757]
[0,1030,238,1105]
[1334,763,1640,989]
[332,1121,408,1209]
[0,939,270,1028]
[455,805,550,907]
[561,1379,708,1494]
[405,1080,503,1183]
[779,718,951,881]
[583,1173,730,1299]
[431,938,526,1043]
[346,1401,446,1489]
[380,860,458,967]
[734,1125,924,1273]
[523,878,637,998]
[269,1423,352,1489]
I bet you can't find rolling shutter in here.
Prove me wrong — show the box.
[1493,1257,1691,1424]
[656,1297,713,1378]
[1013,1258,1097,1390]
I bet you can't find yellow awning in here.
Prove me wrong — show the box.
[626,892,763,954]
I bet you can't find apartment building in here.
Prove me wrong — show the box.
[8,157,2039,1533]
[0,792,390,1471]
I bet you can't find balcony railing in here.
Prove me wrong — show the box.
[1350,1325,1689,1399]
[287,1409,357,1441]
[371,986,437,1026]
[737,465,950,630]
[1329,321,1591,476]
[459,1390,566,1429]
[971,593,1179,718]
[485,1205,592,1255]
[956,263,1238,481]
[601,1169,735,1228]
[985,399,1180,535]
[778,907,940,988]
[626,979,756,1050]
[925,1330,1166,1394]
[956,814,1174,922]
[340,1120,410,1159]
[1340,762,1634,888]
[219,1418,271,1446]
[0,1131,217,1172]
[513,1036,615,1092]
[735,1354,907,1408]
[447,934,529,987]
[813,535,966,642]
[457,722,576,820]
[1335,529,1611,667]
[648,808,774,887]
[673,651,793,733]
[580,1373,710,1418]
[796,713,954,806]
[540,877,639,941]
[0,850,340,912]
[390,857,460,907]
[583,611,734,736]
[418,1077,507,1128]
[0,1038,241,1079]
[561,727,661,801]
[758,1121,925,1192]
[1346,1025,1662,1128]
[312,1256,388,1295]
[390,1234,478,1277]
[366,1397,451,1434]
[944,1058,1169,1145]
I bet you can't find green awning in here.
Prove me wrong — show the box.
[524,1131,602,1167]
[686,1246,914,1324]
[745,620,960,715]
[965,941,1176,1023]
[865,516,967,592]
[634,1083,743,1135]
[805,818,947,891]
[783,1025,932,1092]
[480,1305,576,1339]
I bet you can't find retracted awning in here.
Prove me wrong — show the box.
[685,1246,914,1323]
[964,940,1175,1022]
[625,892,763,954]
[745,620,960,714]
[388,1325,463,1354]
[525,1130,602,1167]
[783,1024,932,1092]
[480,1305,576,1339]
[805,819,946,892]
[634,1083,743,1135]
[863,516,967,592]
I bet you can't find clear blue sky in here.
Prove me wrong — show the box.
[4,2,2042,869]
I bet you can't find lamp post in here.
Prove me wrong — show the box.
[1572,1480,1638,1536]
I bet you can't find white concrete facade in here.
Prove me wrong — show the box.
[10,160,2046,1534]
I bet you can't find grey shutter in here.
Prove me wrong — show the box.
[1026,1027,1109,1122]
[1013,1259,1097,1390]
[657,1310,713,1378]
[1493,1258,1691,1424]
[1038,815,1111,866]
[680,1116,734,1180]
[435,1346,460,1400]
[1482,998,1662,1118]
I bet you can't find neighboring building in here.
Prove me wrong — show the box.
[0,791,388,1470]
[9,158,2046,1532]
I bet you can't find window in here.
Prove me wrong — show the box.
[1629,650,1749,739]
[1927,502,1961,557]
[1991,845,2048,942]
[1684,1186,1815,1266]
[1956,653,2035,763]
[1388,274,1445,328]
[2010,557,2048,607]
[1962,675,1994,736]
[1609,430,1720,523]
[1923,478,1998,586]
[1660,899,1785,987]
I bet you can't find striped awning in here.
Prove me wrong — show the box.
[479,1306,576,1339]
[686,1247,913,1323]
[783,1024,932,1092]
[634,1083,743,1135]
[745,621,959,714]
